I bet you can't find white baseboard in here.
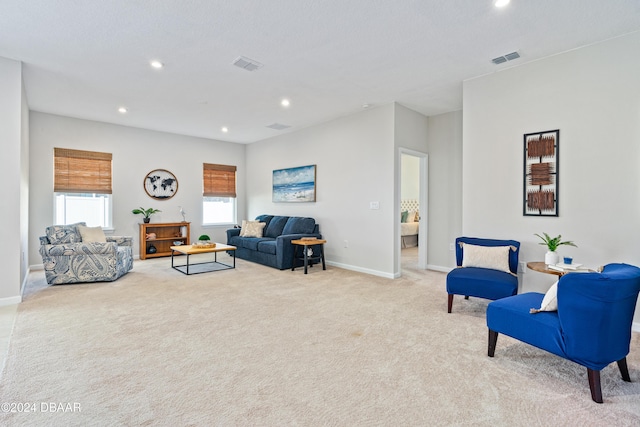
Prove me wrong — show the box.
[633,322,640,333]
[29,263,44,271]
[0,295,21,307]
[325,261,396,279]
[427,264,453,273]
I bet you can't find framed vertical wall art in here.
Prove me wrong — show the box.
[272,164,316,202]
[523,130,559,216]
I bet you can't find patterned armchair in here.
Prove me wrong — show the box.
[39,222,133,285]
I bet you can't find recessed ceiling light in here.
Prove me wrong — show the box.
[362,103,371,109]
[118,107,128,114]
[221,127,229,133]
[281,99,290,107]
[150,60,164,69]
[494,0,510,7]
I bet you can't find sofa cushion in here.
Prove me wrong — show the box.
[282,217,316,235]
[264,216,289,238]
[45,222,86,245]
[255,215,274,230]
[77,225,107,242]
[241,237,273,251]
[257,240,277,255]
[240,220,266,237]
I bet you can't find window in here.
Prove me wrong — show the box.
[53,148,113,228]
[203,163,237,225]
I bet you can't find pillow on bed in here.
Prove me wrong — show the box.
[401,211,409,223]
[407,211,418,223]
[461,243,511,274]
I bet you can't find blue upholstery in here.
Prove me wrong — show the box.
[227,215,321,270]
[487,263,640,403]
[39,225,133,285]
[446,237,520,313]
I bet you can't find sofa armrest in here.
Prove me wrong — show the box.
[40,241,118,257]
[107,236,132,246]
[226,227,241,243]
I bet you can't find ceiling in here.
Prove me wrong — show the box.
[1,1,639,144]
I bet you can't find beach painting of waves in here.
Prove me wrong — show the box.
[272,164,316,202]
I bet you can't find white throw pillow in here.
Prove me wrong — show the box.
[531,281,558,313]
[407,211,418,223]
[461,244,511,274]
[77,225,107,243]
[240,220,266,238]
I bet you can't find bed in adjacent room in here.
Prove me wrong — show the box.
[401,200,420,248]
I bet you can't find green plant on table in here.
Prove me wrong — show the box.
[198,234,211,241]
[534,232,577,251]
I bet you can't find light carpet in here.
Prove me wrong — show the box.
[1,252,640,426]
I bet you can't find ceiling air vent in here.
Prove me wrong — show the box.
[232,56,263,71]
[491,51,520,65]
[266,123,291,131]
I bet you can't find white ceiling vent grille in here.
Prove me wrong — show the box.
[232,56,263,71]
[492,51,520,65]
[266,123,291,130]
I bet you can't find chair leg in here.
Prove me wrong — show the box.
[587,369,603,403]
[618,357,631,382]
[447,294,453,313]
[488,330,498,357]
[464,295,469,300]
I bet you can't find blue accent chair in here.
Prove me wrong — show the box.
[446,237,520,313]
[487,263,640,403]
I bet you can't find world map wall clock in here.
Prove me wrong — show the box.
[143,169,178,200]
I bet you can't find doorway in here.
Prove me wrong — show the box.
[397,149,428,276]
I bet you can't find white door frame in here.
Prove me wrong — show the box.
[397,148,428,274]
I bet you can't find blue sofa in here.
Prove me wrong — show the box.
[487,263,640,403]
[226,215,321,270]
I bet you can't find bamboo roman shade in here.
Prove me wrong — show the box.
[53,148,113,194]
[203,163,237,198]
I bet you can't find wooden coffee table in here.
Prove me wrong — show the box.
[171,243,236,275]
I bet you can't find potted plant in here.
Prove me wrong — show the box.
[132,207,161,223]
[534,232,577,266]
[194,234,215,247]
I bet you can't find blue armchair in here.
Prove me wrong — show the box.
[446,237,520,313]
[486,263,640,403]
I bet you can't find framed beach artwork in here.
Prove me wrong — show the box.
[272,165,316,202]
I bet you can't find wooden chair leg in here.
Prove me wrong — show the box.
[488,330,498,357]
[447,294,453,313]
[587,368,603,403]
[617,357,631,382]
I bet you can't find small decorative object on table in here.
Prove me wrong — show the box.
[534,232,577,266]
[194,234,216,248]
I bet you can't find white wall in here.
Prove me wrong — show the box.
[401,154,420,201]
[463,32,640,321]
[0,57,25,304]
[427,110,463,270]
[29,112,246,264]
[246,104,397,277]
